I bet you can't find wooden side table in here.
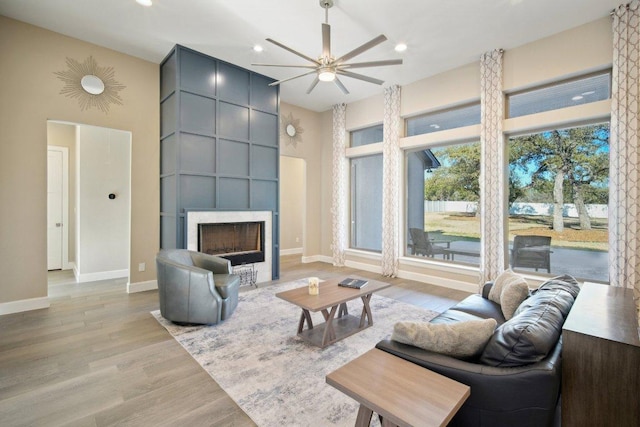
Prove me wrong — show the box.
[326,349,470,427]
[562,282,640,426]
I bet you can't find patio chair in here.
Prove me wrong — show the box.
[511,235,552,273]
[409,228,449,259]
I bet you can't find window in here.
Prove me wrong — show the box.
[350,124,383,147]
[406,141,481,266]
[508,123,609,282]
[349,124,383,252]
[507,72,610,118]
[406,103,480,137]
[350,154,383,252]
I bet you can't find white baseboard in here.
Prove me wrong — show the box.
[127,279,158,293]
[345,259,383,275]
[280,247,303,256]
[0,297,50,315]
[76,269,129,283]
[396,269,479,293]
[301,255,333,264]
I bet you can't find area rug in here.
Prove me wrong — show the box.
[152,279,439,426]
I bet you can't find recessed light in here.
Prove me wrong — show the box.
[136,0,152,6]
[572,95,584,101]
[394,43,408,53]
[581,90,595,96]
[253,45,264,53]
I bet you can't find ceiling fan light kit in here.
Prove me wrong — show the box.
[252,0,402,95]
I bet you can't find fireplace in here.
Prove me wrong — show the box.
[187,210,273,284]
[198,221,265,266]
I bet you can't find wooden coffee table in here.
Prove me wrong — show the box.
[327,349,470,427]
[275,277,390,348]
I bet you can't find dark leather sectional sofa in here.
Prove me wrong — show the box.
[376,275,580,427]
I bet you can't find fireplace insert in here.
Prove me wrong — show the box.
[198,221,265,266]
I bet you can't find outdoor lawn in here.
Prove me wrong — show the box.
[424,212,608,252]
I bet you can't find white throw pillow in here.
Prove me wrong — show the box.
[391,318,498,359]
[489,269,526,304]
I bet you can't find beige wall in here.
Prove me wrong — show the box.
[503,17,612,92]
[0,16,159,305]
[279,156,304,251]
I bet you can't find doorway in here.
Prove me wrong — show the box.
[46,121,132,285]
[47,146,69,270]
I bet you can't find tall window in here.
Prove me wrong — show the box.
[406,142,481,266]
[508,123,610,282]
[405,104,481,266]
[349,125,383,252]
[350,155,383,251]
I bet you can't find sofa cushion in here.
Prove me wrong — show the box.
[488,269,526,305]
[446,294,506,324]
[480,281,577,367]
[392,318,497,359]
[430,308,490,325]
[500,280,530,320]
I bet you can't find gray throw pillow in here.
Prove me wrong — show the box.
[392,318,497,359]
[488,269,526,304]
[500,280,530,320]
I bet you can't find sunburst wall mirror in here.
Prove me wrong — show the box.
[54,56,125,113]
[281,113,304,147]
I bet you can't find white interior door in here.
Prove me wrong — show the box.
[47,149,63,270]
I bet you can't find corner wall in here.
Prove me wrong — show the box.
[0,16,159,310]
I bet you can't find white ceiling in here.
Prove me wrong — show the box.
[0,0,619,112]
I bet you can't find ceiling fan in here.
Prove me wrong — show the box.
[252,0,402,95]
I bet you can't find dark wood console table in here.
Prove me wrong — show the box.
[562,282,640,426]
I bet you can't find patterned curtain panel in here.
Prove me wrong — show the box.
[479,49,506,285]
[331,103,348,266]
[610,1,640,322]
[381,85,402,277]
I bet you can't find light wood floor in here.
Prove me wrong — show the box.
[0,256,470,426]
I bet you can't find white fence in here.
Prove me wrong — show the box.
[424,201,608,219]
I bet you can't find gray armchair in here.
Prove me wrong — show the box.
[156,249,241,325]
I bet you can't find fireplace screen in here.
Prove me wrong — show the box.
[198,221,265,266]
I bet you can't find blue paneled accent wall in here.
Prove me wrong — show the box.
[160,45,280,279]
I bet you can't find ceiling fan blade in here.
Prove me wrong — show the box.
[252,63,318,69]
[336,70,385,85]
[334,76,350,95]
[322,23,331,58]
[268,70,318,86]
[266,38,320,65]
[306,77,320,94]
[334,34,387,64]
[340,59,403,69]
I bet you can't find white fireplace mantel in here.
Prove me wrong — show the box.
[186,210,272,284]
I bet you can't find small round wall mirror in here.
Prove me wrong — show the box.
[81,75,105,95]
[286,124,297,137]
